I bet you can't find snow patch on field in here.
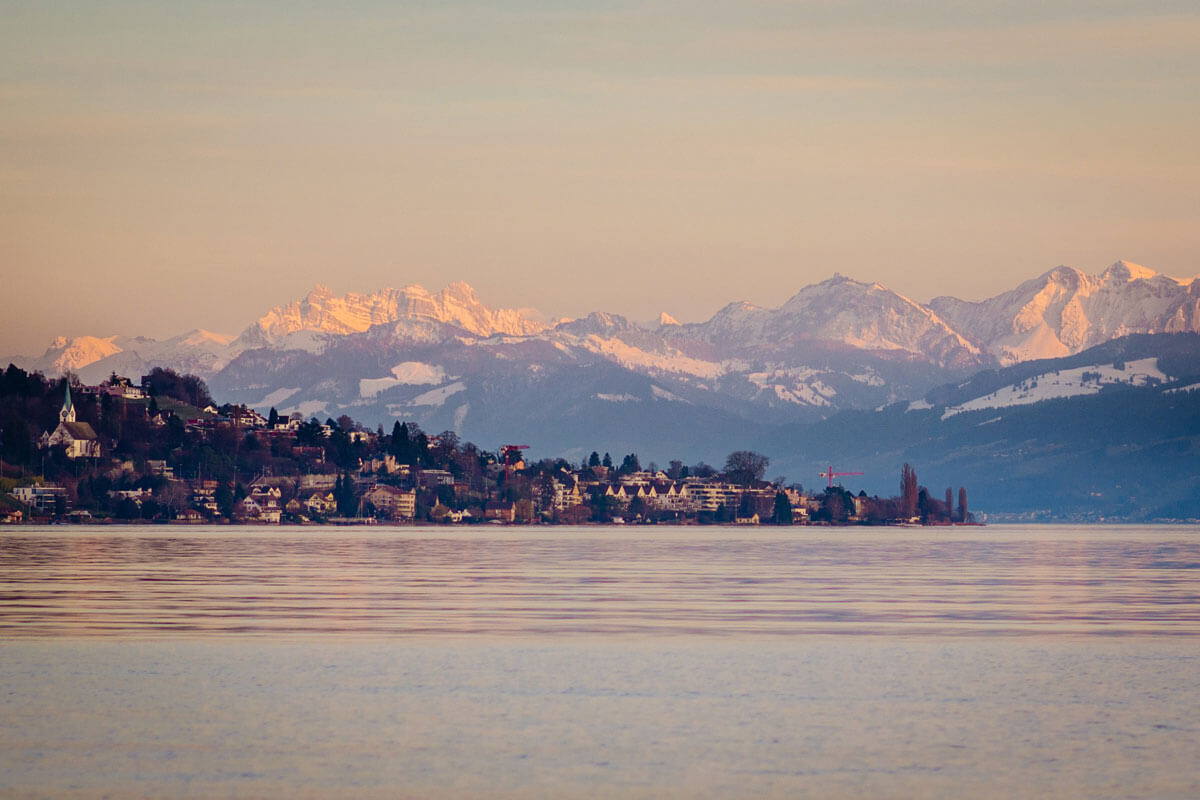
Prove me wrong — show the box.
[651,385,688,403]
[943,357,1165,418]
[1166,382,1200,394]
[453,403,469,431]
[907,399,933,411]
[391,362,447,384]
[409,382,466,407]
[747,369,836,406]
[847,371,885,387]
[596,393,639,403]
[359,362,449,397]
[281,399,329,419]
[257,387,300,407]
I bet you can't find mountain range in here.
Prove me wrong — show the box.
[7,260,1200,505]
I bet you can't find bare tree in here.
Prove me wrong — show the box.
[724,451,770,486]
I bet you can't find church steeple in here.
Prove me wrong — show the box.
[60,383,76,423]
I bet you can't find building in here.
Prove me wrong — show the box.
[41,385,101,459]
[485,501,516,522]
[363,484,417,520]
[12,484,68,514]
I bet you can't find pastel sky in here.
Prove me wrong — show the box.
[3,1,1198,354]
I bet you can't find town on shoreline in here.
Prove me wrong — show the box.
[1,365,975,527]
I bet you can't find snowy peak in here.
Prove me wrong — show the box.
[554,311,636,336]
[1102,260,1158,283]
[675,274,982,369]
[658,312,680,327]
[175,329,236,349]
[931,262,1200,365]
[237,281,548,348]
[39,335,123,374]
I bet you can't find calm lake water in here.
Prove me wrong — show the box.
[2,524,1199,797]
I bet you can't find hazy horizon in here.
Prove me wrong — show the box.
[3,1,1198,353]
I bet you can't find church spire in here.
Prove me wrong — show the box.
[60,383,76,423]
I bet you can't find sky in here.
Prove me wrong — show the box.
[3,0,1199,354]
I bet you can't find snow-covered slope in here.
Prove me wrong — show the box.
[941,357,1167,418]
[931,261,1200,365]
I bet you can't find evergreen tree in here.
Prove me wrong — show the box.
[336,472,357,516]
[737,493,754,518]
[773,491,792,525]
[215,484,235,518]
[588,451,601,468]
[602,452,612,469]
[268,407,279,428]
[900,463,918,519]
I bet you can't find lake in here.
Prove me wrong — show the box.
[2,524,1198,797]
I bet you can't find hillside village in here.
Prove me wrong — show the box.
[0,364,972,527]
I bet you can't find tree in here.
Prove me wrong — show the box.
[602,452,613,469]
[724,450,769,486]
[619,453,640,475]
[629,494,647,519]
[588,451,601,468]
[958,487,968,523]
[142,367,213,408]
[268,407,279,428]
[336,472,357,517]
[737,493,754,519]
[900,463,918,519]
[773,491,792,525]
[215,483,235,518]
[1,418,34,465]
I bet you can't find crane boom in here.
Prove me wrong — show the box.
[818,465,864,488]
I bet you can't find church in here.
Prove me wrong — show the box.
[41,385,102,459]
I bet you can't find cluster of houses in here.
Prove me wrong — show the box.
[4,374,831,526]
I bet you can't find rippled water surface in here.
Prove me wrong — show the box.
[3,524,1199,637]
[2,524,1199,797]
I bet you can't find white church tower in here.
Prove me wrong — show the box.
[60,383,76,423]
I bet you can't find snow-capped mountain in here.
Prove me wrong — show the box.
[670,275,982,369]
[16,330,236,385]
[930,261,1200,365]
[233,282,547,350]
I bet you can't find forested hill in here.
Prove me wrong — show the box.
[764,342,1200,521]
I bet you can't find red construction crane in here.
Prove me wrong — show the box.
[819,465,863,489]
[501,444,529,481]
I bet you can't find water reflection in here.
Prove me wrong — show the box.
[2,525,1198,637]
